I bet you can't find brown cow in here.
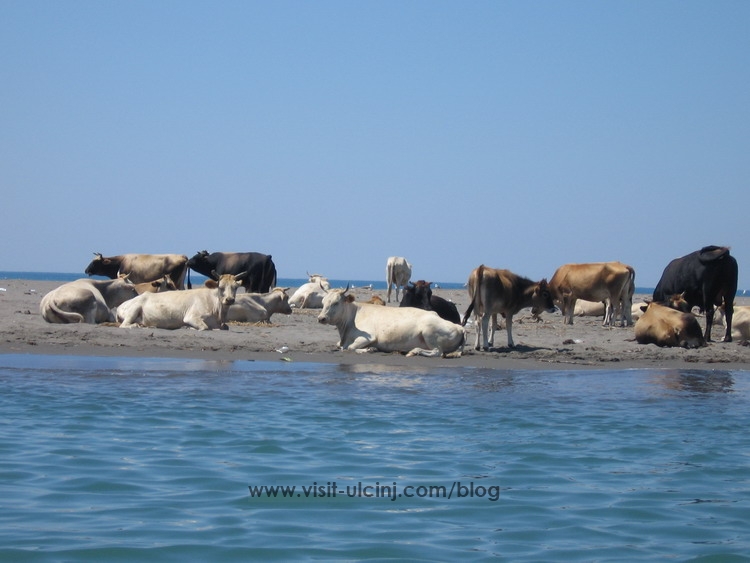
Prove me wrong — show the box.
[461,265,555,350]
[635,302,706,348]
[549,261,635,326]
[365,295,386,306]
[119,274,178,295]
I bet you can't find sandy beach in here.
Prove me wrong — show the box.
[2,278,749,371]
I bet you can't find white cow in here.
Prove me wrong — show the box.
[117,272,246,330]
[289,274,331,309]
[317,286,464,357]
[386,256,412,303]
[226,288,293,323]
[714,305,750,340]
[40,277,138,324]
[573,300,606,317]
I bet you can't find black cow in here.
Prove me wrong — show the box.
[652,245,738,342]
[187,251,277,293]
[400,280,461,324]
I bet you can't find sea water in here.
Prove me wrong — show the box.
[1,355,749,562]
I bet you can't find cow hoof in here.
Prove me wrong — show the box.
[220,323,229,331]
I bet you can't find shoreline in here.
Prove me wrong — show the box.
[3,278,750,372]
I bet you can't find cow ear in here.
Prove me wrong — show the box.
[345,294,356,303]
[205,279,218,289]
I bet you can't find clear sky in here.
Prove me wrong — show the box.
[2,1,748,287]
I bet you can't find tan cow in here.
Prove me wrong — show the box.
[462,265,556,350]
[85,253,189,289]
[364,295,386,306]
[226,288,293,323]
[40,277,138,324]
[549,261,635,327]
[119,274,178,295]
[317,286,464,357]
[714,305,750,341]
[386,256,412,303]
[118,272,247,330]
[635,302,706,348]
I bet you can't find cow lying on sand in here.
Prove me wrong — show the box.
[634,302,706,349]
[40,277,138,324]
[400,280,461,324]
[226,288,293,323]
[714,305,750,341]
[317,286,465,357]
[118,272,247,330]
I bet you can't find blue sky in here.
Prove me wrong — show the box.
[2,1,748,287]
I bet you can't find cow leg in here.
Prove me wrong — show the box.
[603,298,613,327]
[480,313,493,350]
[473,315,482,350]
[184,315,212,331]
[723,302,734,342]
[346,335,376,351]
[506,314,515,348]
[563,296,575,324]
[406,347,442,357]
[387,283,392,303]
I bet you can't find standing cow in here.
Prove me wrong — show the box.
[186,251,277,293]
[462,265,556,350]
[386,256,412,303]
[652,246,738,342]
[549,261,635,327]
[85,253,188,289]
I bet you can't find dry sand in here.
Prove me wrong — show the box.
[2,278,750,371]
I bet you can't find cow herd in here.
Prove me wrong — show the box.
[38,246,741,357]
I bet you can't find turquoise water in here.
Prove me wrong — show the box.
[1,355,749,561]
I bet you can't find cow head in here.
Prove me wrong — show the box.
[203,271,248,328]
[530,279,556,316]
[401,280,433,310]
[308,272,331,290]
[666,292,691,313]
[187,250,212,269]
[317,284,352,325]
[85,252,119,278]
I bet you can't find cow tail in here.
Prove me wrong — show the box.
[461,265,483,326]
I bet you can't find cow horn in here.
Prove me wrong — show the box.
[319,281,328,293]
[343,283,350,294]
[235,271,249,281]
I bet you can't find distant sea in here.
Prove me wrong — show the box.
[0,271,663,294]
